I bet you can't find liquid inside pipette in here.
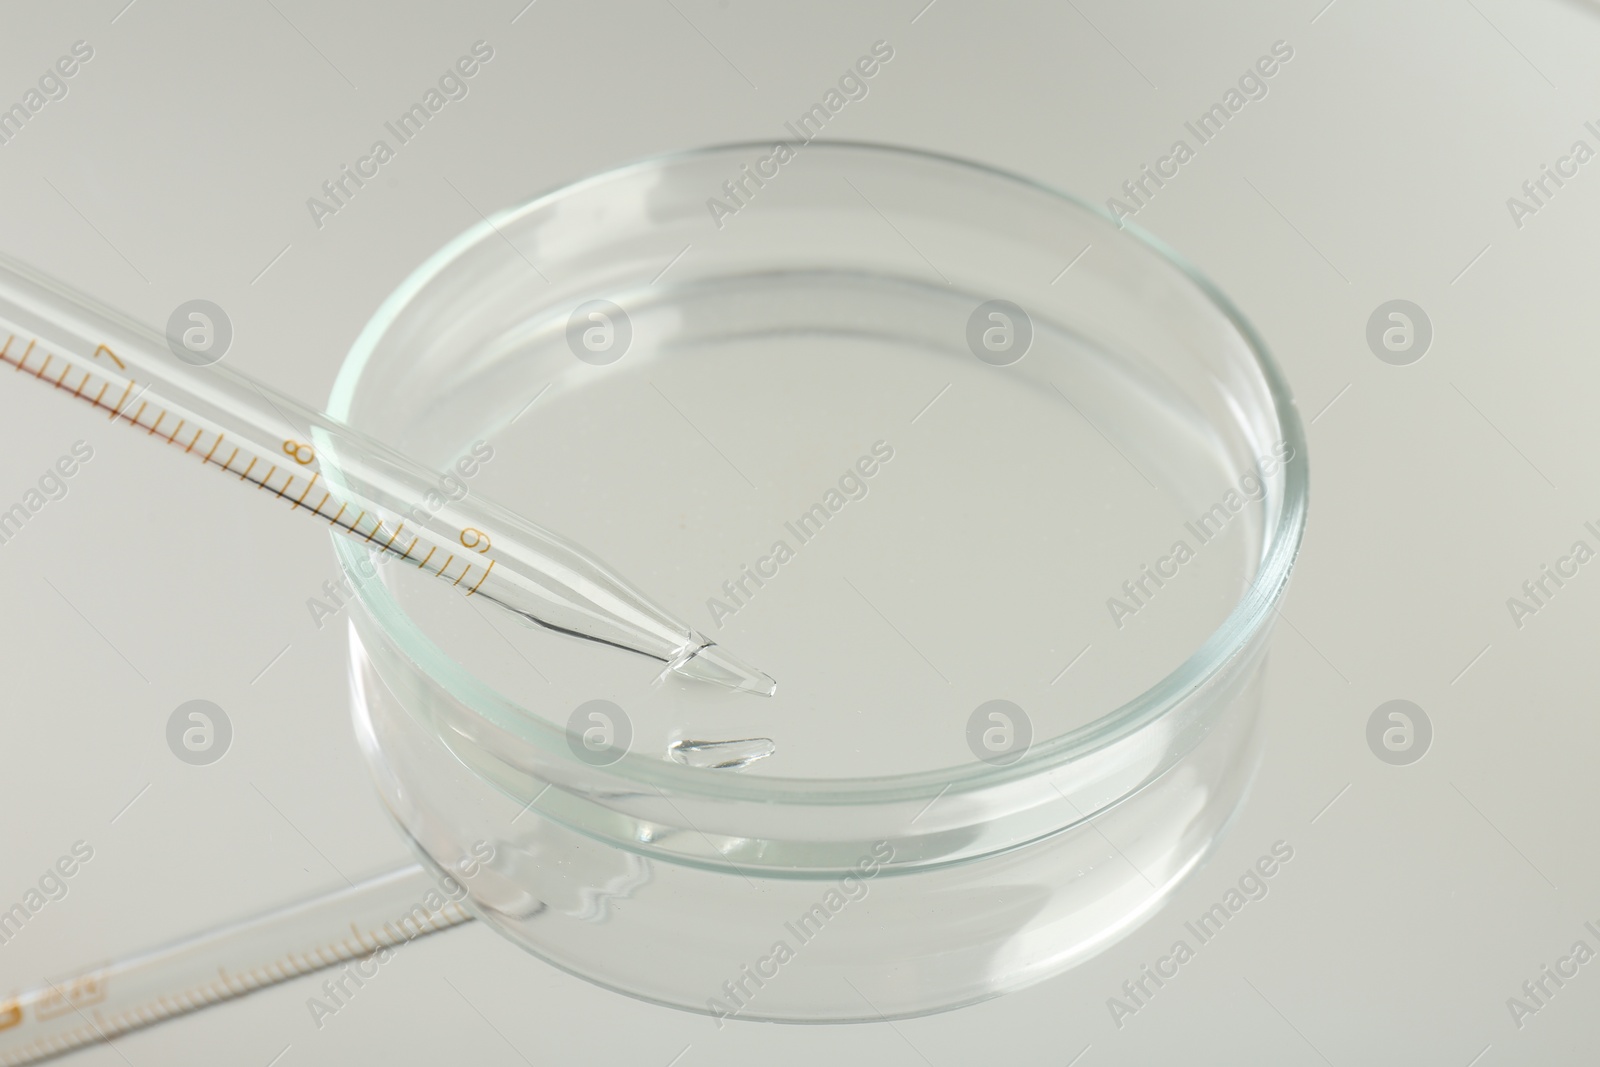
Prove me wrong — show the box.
[663,636,777,696]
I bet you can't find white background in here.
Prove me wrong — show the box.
[2,0,1599,1063]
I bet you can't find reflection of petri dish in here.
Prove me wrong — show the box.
[330,142,1307,1020]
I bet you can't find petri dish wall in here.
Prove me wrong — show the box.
[326,142,1307,1021]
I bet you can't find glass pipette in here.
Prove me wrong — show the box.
[0,254,776,696]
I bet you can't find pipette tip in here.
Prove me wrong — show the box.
[667,640,778,697]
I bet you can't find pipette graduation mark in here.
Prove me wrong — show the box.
[0,256,775,696]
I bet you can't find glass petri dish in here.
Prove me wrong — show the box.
[327,142,1307,1021]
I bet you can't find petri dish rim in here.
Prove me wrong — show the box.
[328,140,1308,805]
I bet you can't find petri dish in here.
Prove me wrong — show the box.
[327,141,1307,1021]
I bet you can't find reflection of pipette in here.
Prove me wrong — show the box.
[0,255,775,696]
[0,740,776,1064]
[0,865,468,1066]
